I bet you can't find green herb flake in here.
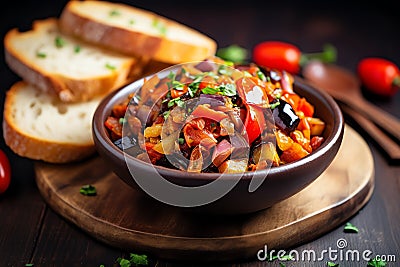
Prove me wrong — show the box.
[168,97,185,108]
[109,9,121,17]
[327,262,339,267]
[36,51,47,58]
[163,110,170,120]
[279,263,286,267]
[119,117,126,124]
[172,80,185,91]
[116,253,148,267]
[25,264,34,267]
[129,19,135,25]
[178,138,185,145]
[130,253,148,266]
[152,18,167,36]
[105,63,117,71]
[257,70,267,82]
[80,185,97,196]
[368,257,387,267]
[201,86,220,95]
[343,222,359,233]
[216,44,248,64]
[220,83,237,96]
[55,36,66,48]
[270,101,280,109]
[74,45,81,53]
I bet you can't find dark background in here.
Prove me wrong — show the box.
[0,0,399,266]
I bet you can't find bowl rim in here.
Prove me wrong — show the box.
[93,73,344,181]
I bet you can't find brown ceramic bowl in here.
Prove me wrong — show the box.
[92,68,344,215]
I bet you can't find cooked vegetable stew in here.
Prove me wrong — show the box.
[105,58,326,173]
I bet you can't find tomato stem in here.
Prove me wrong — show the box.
[392,76,400,88]
[299,43,337,67]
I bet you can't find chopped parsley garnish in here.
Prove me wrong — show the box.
[74,45,81,53]
[152,18,167,36]
[105,63,116,70]
[117,253,148,267]
[129,19,135,25]
[163,110,170,120]
[25,264,34,267]
[109,9,121,16]
[36,51,47,58]
[80,185,97,196]
[270,100,280,109]
[201,83,237,97]
[119,117,126,124]
[55,36,66,48]
[327,262,339,267]
[343,222,359,233]
[178,138,185,145]
[368,257,387,266]
[168,97,185,108]
[171,80,185,91]
[257,70,267,82]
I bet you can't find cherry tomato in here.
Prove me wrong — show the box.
[253,41,302,74]
[0,149,11,194]
[252,41,337,74]
[357,57,400,97]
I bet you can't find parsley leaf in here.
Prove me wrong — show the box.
[116,253,148,267]
[109,9,121,16]
[55,36,66,48]
[25,264,34,267]
[368,257,387,267]
[152,18,167,36]
[105,63,116,71]
[74,45,81,53]
[80,185,97,196]
[343,222,359,233]
[36,51,47,58]
[327,262,339,266]
[168,97,185,108]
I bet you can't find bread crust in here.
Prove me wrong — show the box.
[59,1,217,64]
[3,81,97,163]
[4,18,138,102]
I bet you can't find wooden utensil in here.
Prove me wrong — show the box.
[340,104,400,162]
[302,61,400,141]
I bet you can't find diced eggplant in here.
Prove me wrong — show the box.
[272,99,300,133]
[114,135,142,157]
[230,134,250,158]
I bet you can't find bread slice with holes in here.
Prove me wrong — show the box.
[3,81,102,163]
[4,18,140,102]
[59,0,217,64]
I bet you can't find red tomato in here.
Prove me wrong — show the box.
[357,57,400,97]
[0,149,11,194]
[253,41,302,74]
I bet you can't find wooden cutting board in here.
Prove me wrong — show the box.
[34,125,374,262]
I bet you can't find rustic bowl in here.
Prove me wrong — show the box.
[92,69,344,215]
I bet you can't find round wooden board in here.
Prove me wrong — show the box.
[34,125,374,262]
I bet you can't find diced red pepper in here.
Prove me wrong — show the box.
[243,104,266,145]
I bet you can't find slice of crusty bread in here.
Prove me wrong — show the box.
[4,18,139,102]
[59,0,217,64]
[3,81,102,163]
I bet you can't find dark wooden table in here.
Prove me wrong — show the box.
[1,1,399,266]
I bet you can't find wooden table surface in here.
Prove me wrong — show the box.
[0,1,399,266]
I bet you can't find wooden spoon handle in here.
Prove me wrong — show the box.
[348,97,400,141]
[340,104,400,161]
